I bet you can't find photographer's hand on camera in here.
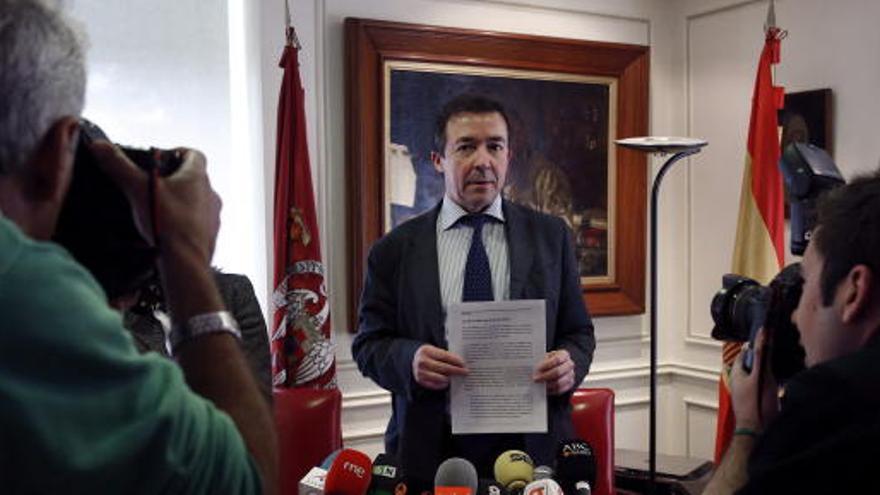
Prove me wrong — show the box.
[90,144,209,251]
[705,328,780,495]
[90,140,278,494]
[730,328,780,432]
[90,142,222,316]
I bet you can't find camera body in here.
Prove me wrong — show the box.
[710,143,843,380]
[711,264,805,381]
[53,120,183,300]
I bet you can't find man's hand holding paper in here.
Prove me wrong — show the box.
[534,349,576,396]
[412,344,469,390]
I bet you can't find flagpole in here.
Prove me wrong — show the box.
[766,0,776,83]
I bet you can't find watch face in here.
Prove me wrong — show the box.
[170,311,241,352]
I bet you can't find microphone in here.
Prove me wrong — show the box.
[493,450,534,495]
[575,481,592,495]
[478,478,508,495]
[369,453,406,495]
[555,439,597,495]
[325,448,374,495]
[299,466,328,495]
[522,479,563,495]
[532,466,553,481]
[435,457,479,495]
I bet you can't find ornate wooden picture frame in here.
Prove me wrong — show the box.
[346,18,649,329]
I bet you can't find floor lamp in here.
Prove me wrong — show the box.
[615,137,708,493]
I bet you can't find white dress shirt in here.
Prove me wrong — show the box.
[435,194,511,314]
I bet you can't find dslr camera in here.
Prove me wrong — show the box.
[710,143,844,381]
[53,120,183,301]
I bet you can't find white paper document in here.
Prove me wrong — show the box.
[447,299,547,434]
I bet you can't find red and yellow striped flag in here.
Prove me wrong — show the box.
[713,23,786,463]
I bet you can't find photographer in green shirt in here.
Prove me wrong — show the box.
[0,1,276,492]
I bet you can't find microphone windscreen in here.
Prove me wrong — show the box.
[435,457,478,495]
[575,481,592,495]
[300,466,328,495]
[532,466,553,481]
[322,449,343,469]
[478,478,508,495]
[325,448,373,495]
[369,453,405,495]
[522,479,563,495]
[555,439,597,495]
[493,450,534,492]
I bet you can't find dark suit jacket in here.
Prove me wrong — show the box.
[125,271,272,406]
[352,200,595,479]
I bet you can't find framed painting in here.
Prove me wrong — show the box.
[346,18,649,328]
[779,88,833,154]
[779,88,833,216]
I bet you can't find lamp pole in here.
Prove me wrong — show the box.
[615,137,707,494]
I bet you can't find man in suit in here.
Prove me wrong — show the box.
[352,94,595,481]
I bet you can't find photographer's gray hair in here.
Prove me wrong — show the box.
[0,0,86,174]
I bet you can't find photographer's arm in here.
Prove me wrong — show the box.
[704,330,778,495]
[161,235,278,495]
[92,143,277,495]
[703,433,756,495]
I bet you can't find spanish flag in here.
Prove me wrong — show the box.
[713,11,786,463]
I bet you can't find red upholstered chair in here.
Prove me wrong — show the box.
[275,387,343,495]
[570,388,615,495]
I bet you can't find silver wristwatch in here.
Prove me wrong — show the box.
[169,311,242,353]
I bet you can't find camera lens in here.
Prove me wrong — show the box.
[711,275,764,342]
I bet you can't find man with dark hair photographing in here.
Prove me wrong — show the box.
[705,169,880,494]
[0,0,276,492]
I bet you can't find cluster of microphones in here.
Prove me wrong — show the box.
[299,439,597,495]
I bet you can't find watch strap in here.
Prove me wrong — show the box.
[169,310,241,353]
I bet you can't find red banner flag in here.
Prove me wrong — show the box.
[271,42,336,390]
[714,22,786,462]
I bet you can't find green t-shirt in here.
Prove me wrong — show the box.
[0,215,261,493]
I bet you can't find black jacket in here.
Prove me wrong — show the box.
[124,271,272,406]
[739,336,880,493]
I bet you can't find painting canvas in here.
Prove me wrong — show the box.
[779,88,832,154]
[385,62,616,281]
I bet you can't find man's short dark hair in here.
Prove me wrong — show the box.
[813,168,880,305]
[433,94,511,155]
